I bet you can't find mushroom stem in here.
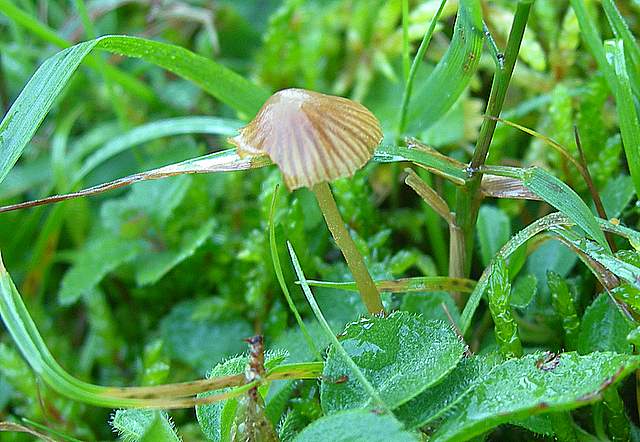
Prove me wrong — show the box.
[312,182,384,314]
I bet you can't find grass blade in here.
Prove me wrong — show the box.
[286,241,389,412]
[0,35,268,185]
[482,165,610,251]
[374,144,467,185]
[605,40,640,199]
[603,0,640,94]
[0,148,271,213]
[406,0,483,132]
[397,0,448,134]
[268,185,320,360]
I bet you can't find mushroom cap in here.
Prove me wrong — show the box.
[228,88,383,190]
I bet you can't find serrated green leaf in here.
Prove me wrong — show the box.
[431,352,640,441]
[578,294,634,355]
[400,291,460,325]
[58,236,146,305]
[294,410,417,442]
[196,356,246,442]
[196,352,287,442]
[321,312,465,412]
[111,410,179,442]
[395,355,497,429]
[476,205,511,267]
[139,414,181,442]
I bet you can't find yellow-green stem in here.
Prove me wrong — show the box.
[312,182,384,314]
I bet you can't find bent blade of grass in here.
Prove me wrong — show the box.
[268,185,321,360]
[0,148,272,213]
[461,212,640,334]
[302,276,476,294]
[0,250,321,408]
[3,139,476,214]
[374,144,467,185]
[286,241,389,412]
[0,35,269,185]
[461,212,573,333]
[605,40,640,199]
[406,0,483,132]
[397,0,448,134]
[482,165,609,251]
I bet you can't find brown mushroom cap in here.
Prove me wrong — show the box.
[228,88,383,190]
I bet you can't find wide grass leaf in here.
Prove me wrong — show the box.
[320,311,465,412]
[523,167,609,250]
[294,410,417,442]
[406,0,483,132]
[431,352,640,441]
[0,35,268,185]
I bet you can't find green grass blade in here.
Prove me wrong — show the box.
[397,0,448,134]
[286,241,389,412]
[0,35,268,185]
[461,212,569,333]
[96,36,269,116]
[405,0,483,132]
[0,251,321,408]
[603,0,640,94]
[569,0,616,89]
[268,185,320,360]
[0,0,154,102]
[0,148,272,213]
[605,40,640,199]
[522,167,609,251]
[483,165,609,251]
[374,145,467,184]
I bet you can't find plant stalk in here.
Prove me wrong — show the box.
[454,0,534,277]
[312,182,384,314]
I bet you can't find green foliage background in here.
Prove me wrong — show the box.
[1,0,640,441]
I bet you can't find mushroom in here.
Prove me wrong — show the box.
[229,88,384,314]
